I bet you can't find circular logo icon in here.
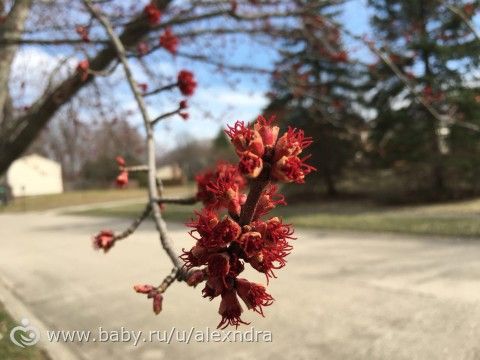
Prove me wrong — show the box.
[10,318,40,348]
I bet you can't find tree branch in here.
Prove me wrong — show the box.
[84,0,186,279]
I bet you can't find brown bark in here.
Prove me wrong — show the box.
[0,0,33,127]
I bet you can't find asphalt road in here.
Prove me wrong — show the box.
[1,211,480,360]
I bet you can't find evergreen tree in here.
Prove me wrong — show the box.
[266,0,364,196]
[366,0,480,197]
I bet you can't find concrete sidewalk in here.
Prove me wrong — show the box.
[1,212,480,359]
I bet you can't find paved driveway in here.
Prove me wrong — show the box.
[1,212,480,359]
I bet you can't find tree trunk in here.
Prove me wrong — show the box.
[0,0,33,126]
[432,162,445,194]
[324,167,338,197]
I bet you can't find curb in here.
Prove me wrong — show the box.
[0,274,82,360]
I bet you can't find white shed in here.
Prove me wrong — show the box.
[6,154,63,197]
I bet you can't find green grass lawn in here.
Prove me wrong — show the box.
[70,197,480,237]
[0,303,50,360]
[0,185,194,213]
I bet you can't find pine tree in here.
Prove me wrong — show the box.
[265,0,364,196]
[366,0,480,197]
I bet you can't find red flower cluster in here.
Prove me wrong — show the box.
[144,3,161,25]
[181,115,313,328]
[226,115,315,183]
[76,60,89,82]
[115,156,129,187]
[177,70,197,96]
[159,27,179,54]
[134,284,163,314]
[93,230,115,252]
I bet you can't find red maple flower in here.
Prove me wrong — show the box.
[207,253,231,279]
[179,99,188,109]
[195,163,246,217]
[236,278,274,316]
[254,115,279,148]
[196,162,246,210]
[272,155,316,184]
[225,121,264,157]
[253,184,286,220]
[137,83,148,93]
[177,70,197,96]
[75,26,90,42]
[93,230,115,252]
[187,208,219,241]
[159,27,179,54]
[212,216,242,246]
[180,244,209,269]
[274,127,313,159]
[179,112,189,120]
[144,3,161,25]
[237,231,264,258]
[217,289,249,329]
[238,151,263,178]
[116,170,129,187]
[76,59,89,82]
[186,269,207,287]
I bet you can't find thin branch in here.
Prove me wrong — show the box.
[84,0,185,279]
[151,108,181,125]
[143,83,177,97]
[114,203,152,241]
[157,268,179,293]
[0,37,109,45]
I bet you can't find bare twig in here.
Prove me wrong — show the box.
[143,83,177,97]
[85,0,185,279]
[151,108,182,125]
[157,268,179,293]
[114,203,152,241]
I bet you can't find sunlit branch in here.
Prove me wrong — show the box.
[84,0,187,279]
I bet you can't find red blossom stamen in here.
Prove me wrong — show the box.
[238,151,263,178]
[217,290,249,329]
[236,278,274,316]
